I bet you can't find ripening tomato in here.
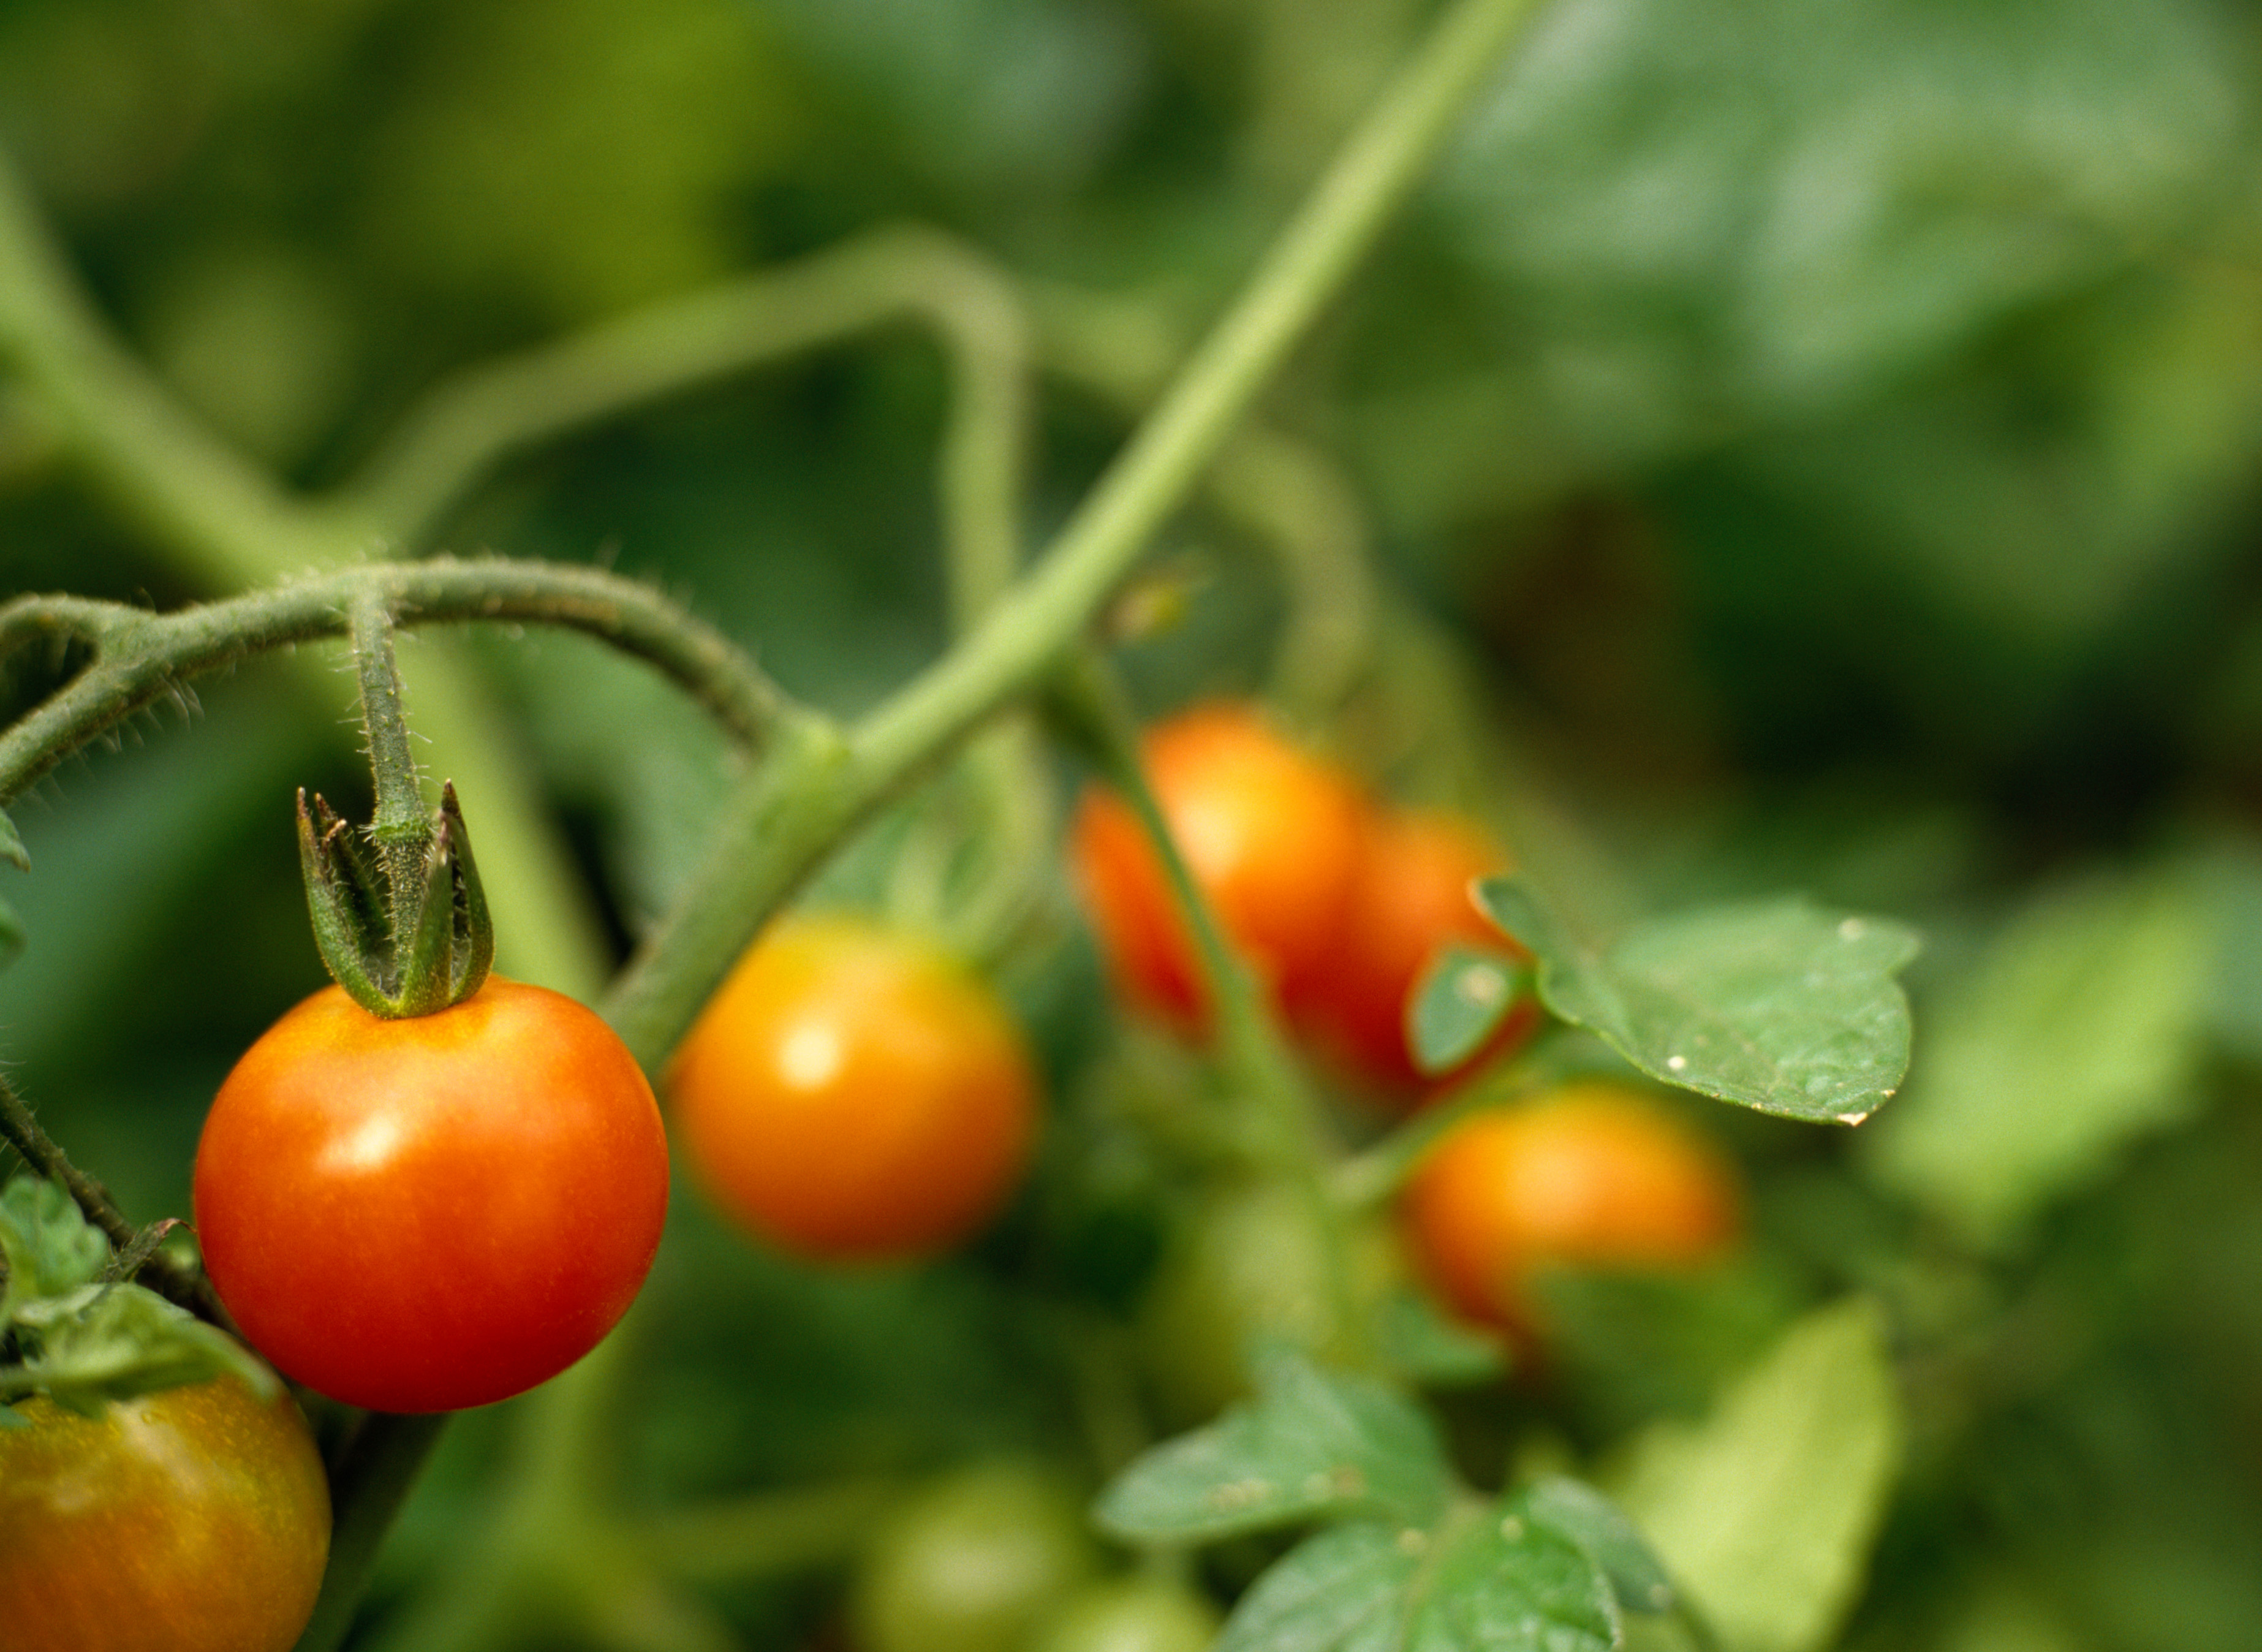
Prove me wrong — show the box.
[193,977,670,1414]
[1070,702,1368,1029]
[852,1463,1102,1652]
[0,1373,331,1652]
[1402,1084,1739,1338]
[668,914,1038,1260]
[1298,809,1540,1101]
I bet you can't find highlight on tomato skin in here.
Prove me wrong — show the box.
[191,976,671,1415]
[0,1373,331,1652]
[1296,807,1541,1103]
[1401,1082,1742,1343]
[1069,700,1370,1031]
[668,912,1040,1262]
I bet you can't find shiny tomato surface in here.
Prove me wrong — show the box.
[193,977,670,1413]
[669,914,1038,1260]
[1299,808,1538,1100]
[1404,1084,1740,1337]
[1070,702,1368,1029]
[0,1374,330,1652]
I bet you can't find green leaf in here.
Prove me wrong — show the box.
[1409,946,1529,1077]
[1214,1501,1621,1652]
[7,1282,276,1414]
[0,1176,111,1321]
[1371,1288,1507,1389]
[1611,1299,1902,1652]
[1406,1496,1619,1652]
[1094,1352,1456,1544]
[1864,870,2207,1245]
[1523,1476,1675,1617]
[0,806,26,872]
[1214,1523,1424,1652]
[1477,879,1918,1124]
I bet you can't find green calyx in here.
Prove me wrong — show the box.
[298,779,494,1018]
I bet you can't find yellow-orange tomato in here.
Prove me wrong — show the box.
[1299,809,1540,1102]
[0,1374,331,1652]
[1070,702,1369,1029]
[1403,1085,1739,1337]
[670,914,1039,1260]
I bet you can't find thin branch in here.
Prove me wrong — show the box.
[342,225,1033,555]
[0,1072,227,1325]
[0,559,809,807]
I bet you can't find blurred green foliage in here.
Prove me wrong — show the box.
[6,0,2262,1648]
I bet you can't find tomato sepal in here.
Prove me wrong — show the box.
[6,1280,278,1416]
[298,778,494,1019]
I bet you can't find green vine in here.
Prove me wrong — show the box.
[0,0,1550,1645]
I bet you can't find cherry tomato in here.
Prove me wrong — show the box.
[193,977,669,1414]
[0,1373,331,1652]
[1031,1576,1222,1652]
[852,1463,1101,1652]
[1298,809,1540,1102]
[1402,1084,1739,1339]
[668,914,1038,1260]
[1138,1178,1386,1425]
[1070,702,1368,1029]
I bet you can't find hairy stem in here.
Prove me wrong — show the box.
[0,559,805,808]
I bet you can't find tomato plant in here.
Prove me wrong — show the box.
[850,1463,1102,1652]
[1030,1575,1222,1652]
[192,977,669,1414]
[1298,808,1540,1101]
[0,1374,330,1652]
[1070,702,1369,1029]
[668,913,1038,1260]
[1401,1084,1742,1339]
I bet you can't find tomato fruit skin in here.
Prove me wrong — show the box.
[851,1463,1102,1652]
[0,1374,331,1652]
[1070,703,1369,1029]
[1031,1577,1222,1652]
[1402,1085,1739,1338]
[668,914,1038,1260]
[1298,809,1539,1101]
[193,976,669,1414]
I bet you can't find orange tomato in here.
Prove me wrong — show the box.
[0,1374,330,1652]
[1070,702,1368,1029]
[1402,1084,1739,1338]
[194,977,669,1414]
[669,914,1038,1260]
[1299,809,1539,1101]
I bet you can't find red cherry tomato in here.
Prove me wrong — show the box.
[1299,809,1540,1101]
[1402,1084,1740,1339]
[0,1374,331,1652]
[668,914,1038,1260]
[1070,702,1368,1029]
[193,977,669,1414]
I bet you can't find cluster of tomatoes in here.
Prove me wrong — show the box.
[1,697,1742,1652]
[1070,701,1739,1340]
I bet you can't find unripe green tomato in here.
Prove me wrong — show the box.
[1031,1577,1221,1652]
[853,1463,1103,1652]
[1139,1179,1380,1425]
